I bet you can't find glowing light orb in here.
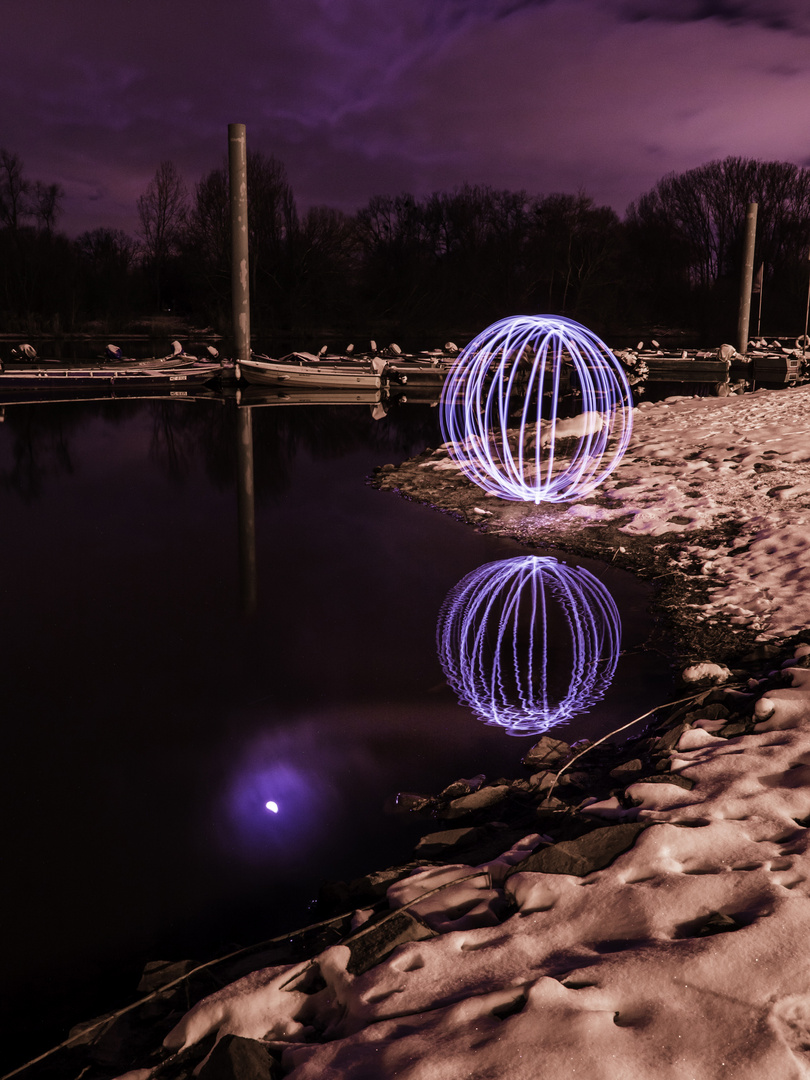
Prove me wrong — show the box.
[437,555,621,736]
[439,315,633,503]
[265,800,279,813]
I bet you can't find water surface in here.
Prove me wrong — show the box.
[0,394,671,1067]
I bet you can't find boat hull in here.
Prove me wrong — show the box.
[240,356,382,390]
[0,362,221,392]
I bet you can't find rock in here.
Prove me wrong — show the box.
[557,771,591,789]
[415,827,479,856]
[681,662,733,684]
[694,911,742,937]
[684,703,730,723]
[634,774,695,790]
[609,759,644,779]
[656,723,690,751]
[384,791,435,814]
[317,864,426,913]
[506,823,647,877]
[720,721,748,737]
[199,1034,281,1079]
[346,909,437,976]
[528,770,555,791]
[439,774,486,799]
[522,736,571,772]
[442,785,510,819]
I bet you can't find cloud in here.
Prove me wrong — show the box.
[615,0,810,33]
[3,0,810,235]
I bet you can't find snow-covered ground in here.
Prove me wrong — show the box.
[118,651,810,1079]
[570,386,810,639]
[103,386,810,1079]
[385,383,810,648]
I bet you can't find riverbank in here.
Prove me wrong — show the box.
[16,385,810,1080]
[372,384,810,663]
[86,639,810,1080]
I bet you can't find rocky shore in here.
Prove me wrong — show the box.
[23,637,808,1080]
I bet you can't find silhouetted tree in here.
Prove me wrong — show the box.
[247,151,298,328]
[0,148,31,232]
[76,227,140,320]
[354,193,437,325]
[626,157,810,336]
[288,205,362,327]
[527,192,623,326]
[181,152,298,330]
[137,160,189,308]
[32,181,65,234]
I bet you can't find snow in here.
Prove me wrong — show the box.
[114,386,810,1079]
[568,386,810,638]
[125,651,810,1079]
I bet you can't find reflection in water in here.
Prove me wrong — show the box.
[221,727,341,863]
[437,555,621,736]
[236,406,258,615]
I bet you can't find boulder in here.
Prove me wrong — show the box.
[522,736,571,772]
[346,909,436,976]
[506,823,647,878]
[442,785,510,819]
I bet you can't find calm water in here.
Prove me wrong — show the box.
[0,393,672,1069]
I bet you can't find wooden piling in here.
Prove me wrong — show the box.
[229,123,250,373]
[736,202,758,355]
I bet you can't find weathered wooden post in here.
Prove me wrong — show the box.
[236,404,257,615]
[736,202,758,355]
[229,123,250,374]
[229,125,256,612]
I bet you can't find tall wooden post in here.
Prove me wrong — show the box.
[229,123,250,372]
[236,405,257,616]
[736,202,758,355]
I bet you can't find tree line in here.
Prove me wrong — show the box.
[3,147,810,343]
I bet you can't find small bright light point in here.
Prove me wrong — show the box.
[265,800,279,813]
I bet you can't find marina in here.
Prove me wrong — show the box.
[2,336,808,409]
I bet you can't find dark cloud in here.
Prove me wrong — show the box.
[617,0,809,32]
[2,0,810,235]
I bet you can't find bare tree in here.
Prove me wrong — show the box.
[137,160,189,306]
[32,180,65,233]
[627,157,810,335]
[0,148,31,231]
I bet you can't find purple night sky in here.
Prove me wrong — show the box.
[3,0,810,237]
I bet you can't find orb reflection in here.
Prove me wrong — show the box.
[437,555,621,735]
[439,315,633,503]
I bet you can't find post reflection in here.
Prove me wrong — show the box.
[236,404,258,616]
[437,555,621,736]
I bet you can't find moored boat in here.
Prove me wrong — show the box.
[239,352,385,390]
[0,358,222,393]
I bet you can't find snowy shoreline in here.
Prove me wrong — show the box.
[91,640,810,1080]
[374,383,810,663]
[23,386,810,1080]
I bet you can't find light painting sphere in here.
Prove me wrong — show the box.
[437,555,621,736]
[440,315,633,503]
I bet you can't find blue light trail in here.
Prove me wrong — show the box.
[437,555,621,736]
[439,315,633,503]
